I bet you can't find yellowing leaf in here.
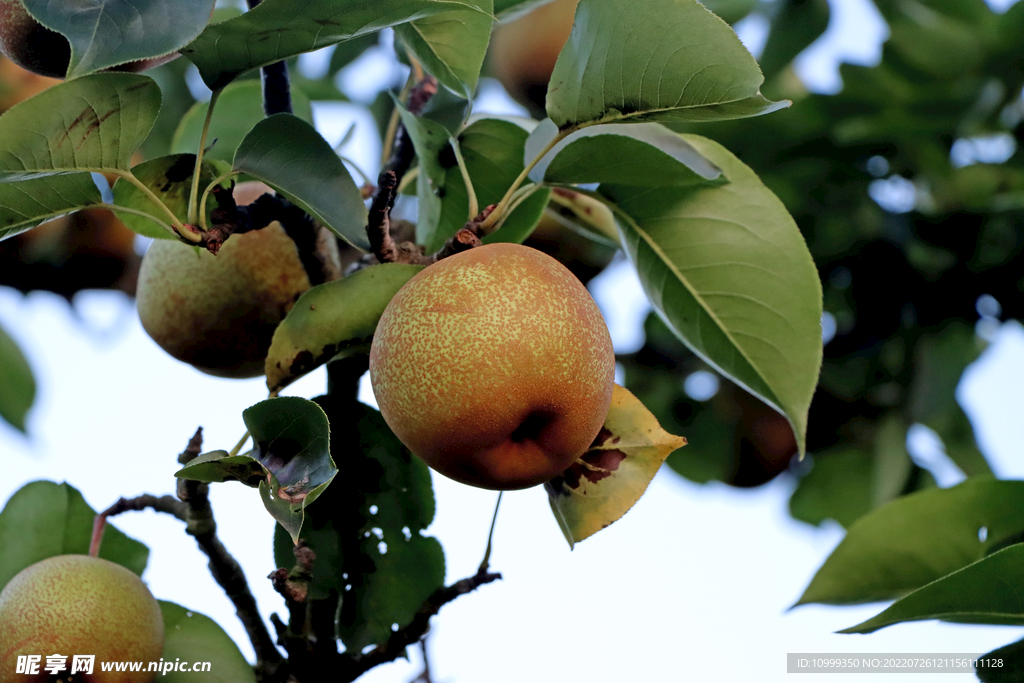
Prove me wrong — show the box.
[545,384,686,547]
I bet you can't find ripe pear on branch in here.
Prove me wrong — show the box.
[370,243,616,490]
[135,182,322,379]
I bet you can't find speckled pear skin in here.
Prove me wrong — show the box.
[136,182,311,379]
[369,243,616,490]
[0,555,164,683]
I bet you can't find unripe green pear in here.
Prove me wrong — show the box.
[136,182,312,379]
[369,243,616,490]
[0,555,164,683]
[0,0,178,78]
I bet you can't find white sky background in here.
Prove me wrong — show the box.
[4,0,1024,680]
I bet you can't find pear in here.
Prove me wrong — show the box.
[0,555,164,683]
[0,0,177,78]
[135,182,313,379]
[369,243,616,490]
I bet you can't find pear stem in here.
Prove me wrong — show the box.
[479,492,503,573]
[188,87,222,226]
[88,514,107,558]
[228,431,250,458]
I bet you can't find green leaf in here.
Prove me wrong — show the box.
[529,122,723,186]
[795,478,1024,607]
[840,544,1024,634]
[546,385,686,547]
[271,400,443,651]
[0,73,161,181]
[395,0,494,100]
[338,534,445,650]
[432,117,550,252]
[494,0,553,20]
[171,80,315,164]
[112,154,233,240]
[0,174,103,241]
[173,450,267,486]
[545,0,787,128]
[756,0,830,80]
[605,134,822,454]
[395,102,451,248]
[908,323,992,477]
[22,0,215,78]
[182,0,492,89]
[233,113,369,250]
[698,0,758,24]
[788,448,874,528]
[265,263,425,394]
[0,322,35,432]
[789,419,931,529]
[244,397,337,542]
[158,601,256,682]
[0,481,148,593]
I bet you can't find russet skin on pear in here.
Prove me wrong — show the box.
[370,243,616,490]
[0,555,164,683]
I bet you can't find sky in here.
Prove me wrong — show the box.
[3,0,1024,680]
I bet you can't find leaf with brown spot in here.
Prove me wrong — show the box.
[545,384,686,548]
[0,74,160,181]
[265,263,424,393]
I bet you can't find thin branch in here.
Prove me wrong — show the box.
[336,568,502,682]
[244,0,293,116]
[201,188,338,285]
[170,428,284,671]
[365,75,438,264]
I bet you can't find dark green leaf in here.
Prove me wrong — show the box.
[244,397,336,542]
[394,0,494,100]
[158,601,256,682]
[22,0,215,78]
[0,481,148,592]
[545,0,787,128]
[338,534,445,650]
[112,154,233,240]
[796,478,1024,607]
[0,174,103,241]
[171,80,315,164]
[183,0,492,89]
[977,637,1024,683]
[757,0,830,80]
[0,74,161,181]
[840,544,1024,634]
[244,397,334,492]
[606,134,822,454]
[265,263,425,393]
[233,114,369,250]
[789,449,874,528]
[432,117,549,252]
[530,122,723,186]
[908,323,991,477]
[0,322,35,432]
[395,102,451,248]
[273,400,443,650]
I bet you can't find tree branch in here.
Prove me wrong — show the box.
[336,568,502,681]
[174,428,284,673]
[202,187,338,285]
[365,76,438,264]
